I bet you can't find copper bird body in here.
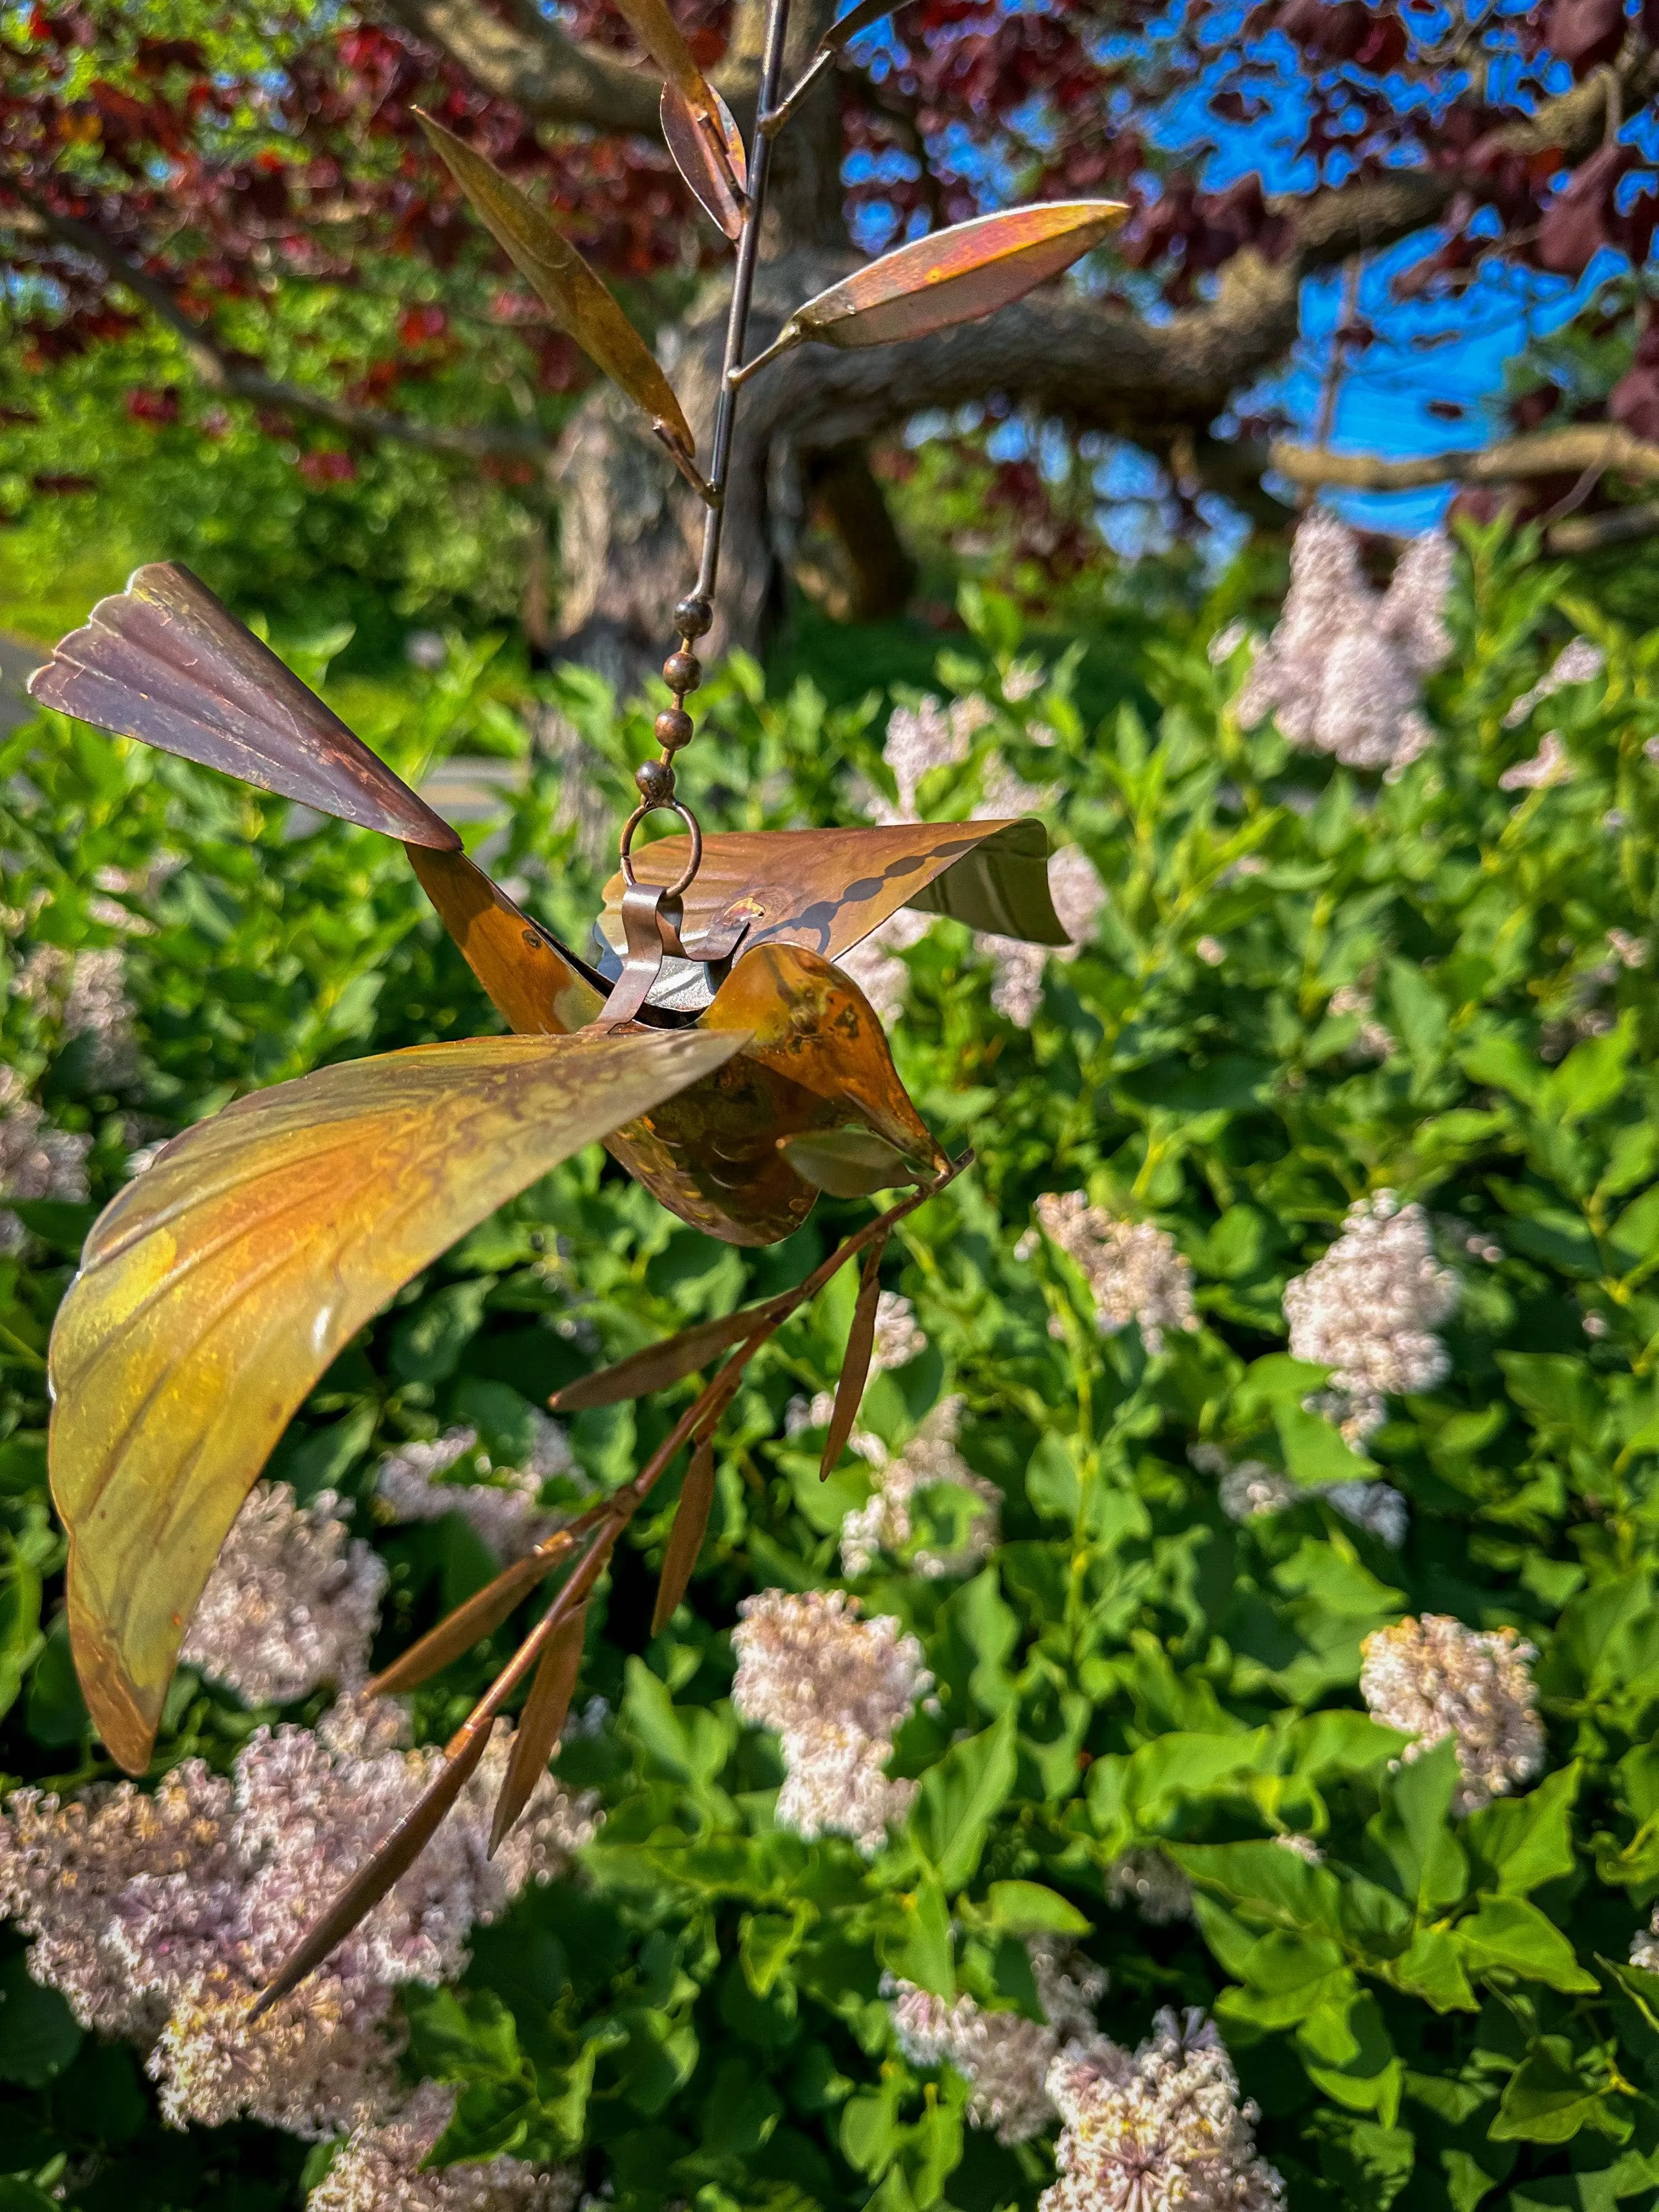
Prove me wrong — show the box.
[27,0,1116,2002]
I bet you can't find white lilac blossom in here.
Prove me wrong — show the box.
[1327,983,1395,1062]
[837,906,932,1023]
[872,1290,928,1372]
[1207,619,1251,665]
[1041,2012,1284,2212]
[17,945,139,1086]
[839,1396,1002,1579]
[1104,1848,1193,1925]
[0,1697,600,2137]
[875,695,997,823]
[979,845,1106,1026]
[791,1293,929,1436]
[1631,1914,1659,1973]
[1359,1614,1545,1813]
[1608,929,1648,968]
[1504,636,1605,726]
[887,1940,1108,2145]
[0,1080,92,1255]
[375,1419,579,1562]
[1498,731,1572,791]
[1034,1193,1198,1357]
[1193,1446,1408,1547]
[308,2081,579,2212]
[1236,510,1452,775]
[181,1482,387,1707]
[730,1590,930,1854]
[1274,1833,1323,1864]
[1195,935,1226,967]
[1282,1192,1459,1444]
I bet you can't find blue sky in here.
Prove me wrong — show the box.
[859,2,1646,552]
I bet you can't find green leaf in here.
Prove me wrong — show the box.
[1455,1896,1597,1993]
[1542,1013,1636,1124]
[1490,2044,1612,2144]
[909,1710,1016,1891]
[1464,1765,1579,1895]
[980,1882,1091,1936]
[0,1955,82,2085]
[1275,1400,1378,1486]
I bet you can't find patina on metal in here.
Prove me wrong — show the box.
[25,0,1125,2005]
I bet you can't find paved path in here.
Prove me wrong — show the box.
[0,634,42,736]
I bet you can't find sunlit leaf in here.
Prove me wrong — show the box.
[661,82,747,240]
[820,1235,886,1479]
[652,1434,716,1632]
[489,1603,587,1853]
[740,201,1126,371]
[49,1026,745,1773]
[416,112,696,455]
[27,563,461,849]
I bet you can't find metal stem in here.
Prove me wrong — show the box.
[622,0,795,924]
[693,0,794,602]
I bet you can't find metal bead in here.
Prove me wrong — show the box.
[673,594,713,639]
[634,758,674,804]
[655,707,695,751]
[662,650,703,695]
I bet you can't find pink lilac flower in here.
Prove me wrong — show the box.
[730,1591,929,1854]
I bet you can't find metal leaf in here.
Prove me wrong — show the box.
[599,821,1066,970]
[736,201,1126,375]
[405,845,606,1036]
[822,0,896,50]
[661,82,747,240]
[255,1715,495,2016]
[489,1602,586,1854]
[550,1294,795,1411]
[26,564,461,850]
[651,1434,716,1634]
[820,1235,887,1480]
[368,1537,573,1698]
[416,111,696,455]
[613,0,720,108]
[49,1026,745,1774]
[778,1126,919,1198]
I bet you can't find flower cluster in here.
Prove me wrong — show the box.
[1359,1613,1545,1812]
[1104,1848,1193,1925]
[181,1481,387,1708]
[375,1417,579,1562]
[1498,731,1572,791]
[1504,635,1604,725]
[839,1396,1002,1580]
[1033,1192,1198,1356]
[310,2081,579,2212]
[0,1695,600,2137]
[979,843,1106,1026]
[1236,510,1453,775]
[1193,1446,1409,1549]
[1283,1192,1459,1444]
[730,1590,930,1854]
[1041,2012,1284,2212]
[0,1086,91,1254]
[15,943,139,1086]
[875,694,996,822]
[888,1940,1107,2145]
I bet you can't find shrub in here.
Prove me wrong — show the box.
[4,524,1659,2210]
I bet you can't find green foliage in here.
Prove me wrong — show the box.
[7,527,1659,2208]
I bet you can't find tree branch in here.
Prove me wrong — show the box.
[377,0,660,134]
[11,204,549,465]
[1269,425,1659,493]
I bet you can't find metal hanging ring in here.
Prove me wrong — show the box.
[619,799,703,896]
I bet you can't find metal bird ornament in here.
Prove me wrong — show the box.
[26,0,1123,2008]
